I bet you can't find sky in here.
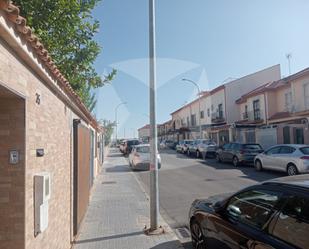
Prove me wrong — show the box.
[92,0,309,139]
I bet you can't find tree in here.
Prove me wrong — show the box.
[100,119,115,145]
[13,0,116,110]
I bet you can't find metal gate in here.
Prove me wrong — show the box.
[73,119,91,236]
[256,127,277,150]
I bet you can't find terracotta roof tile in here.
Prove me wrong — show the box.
[0,0,100,130]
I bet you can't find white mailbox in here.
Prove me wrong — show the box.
[34,172,51,236]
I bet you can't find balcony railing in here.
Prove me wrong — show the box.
[211,111,225,123]
[242,110,263,121]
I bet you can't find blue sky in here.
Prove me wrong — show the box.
[92,0,309,138]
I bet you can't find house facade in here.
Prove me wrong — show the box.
[0,3,103,249]
[138,124,150,142]
[169,65,281,144]
[236,68,309,148]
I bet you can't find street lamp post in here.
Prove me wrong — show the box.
[115,102,127,143]
[149,0,159,232]
[182,78,202,139]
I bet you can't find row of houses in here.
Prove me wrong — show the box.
[155,64,309,148]
[0,2,105,249]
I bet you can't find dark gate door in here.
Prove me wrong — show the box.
[73,119,91,236]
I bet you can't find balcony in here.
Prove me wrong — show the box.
[242,110,263,122]
[211,111,225,123]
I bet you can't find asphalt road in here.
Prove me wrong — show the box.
[133,149,285,245]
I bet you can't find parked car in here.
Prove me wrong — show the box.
[128,144,161,170]
[119,140,126,153]
[176,140,185,152]
[187,139,217,158]
[189,174,309,249]
[178,140,193,154]
[216,142,263,166]
[254,144,309,176]
[165,140,175,149]
[199,140,217,159]
[123,139,140,155]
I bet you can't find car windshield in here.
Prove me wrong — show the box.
[300,147,309,155]
[136,146,150,153]
[203,140,215,145]
[128,140,139,145]
[243,144,262,150]
[185,141,192,144]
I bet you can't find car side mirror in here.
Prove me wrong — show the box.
[213,200,225,213]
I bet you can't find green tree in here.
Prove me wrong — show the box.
[14,0,116,110]
[100,119,115,145]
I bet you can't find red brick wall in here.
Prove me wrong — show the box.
[0,97,25,249]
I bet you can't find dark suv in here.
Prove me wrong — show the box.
[189,175,309,249]
[216,142,263,166]
[124,139,140,155]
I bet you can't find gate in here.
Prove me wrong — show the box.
[256,127,277,150]
[73,119,91,236]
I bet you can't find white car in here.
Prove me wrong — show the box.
[129,144,161,171]
[254,144,309,176]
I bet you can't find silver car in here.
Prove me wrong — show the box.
[128,144,161,170]
[254,144,309,176]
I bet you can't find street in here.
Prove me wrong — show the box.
[131,149,285,246]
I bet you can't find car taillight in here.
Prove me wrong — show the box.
[301,156,309,160]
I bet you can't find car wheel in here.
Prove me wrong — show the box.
[196,150,200,158]
[216,153,221,162]
[255,160,263,171]
[191,220,206,249]
[287,164,298,176]
[232,156,239,167]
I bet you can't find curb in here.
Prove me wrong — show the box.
[130,166,185,249]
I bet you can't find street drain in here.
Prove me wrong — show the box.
[101,181,116,184]
[175,227,190,239]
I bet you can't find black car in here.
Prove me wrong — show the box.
[216,143,263,166]
[189,175,309,249]
[124,139,140,155]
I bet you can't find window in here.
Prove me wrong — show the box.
[253,99,261,120]
[243,144,263,150]
[218,104,223,118]
[136,146,150,153]
[304,83,309,109]
[222,143,231,150]
[283,126,290,144]
[231,143,241,150]
[300,147,309,155]
[294,128,304,144]
[271,196,309,249]
[226,189,282,229]
[211,104,214,111]
[191,114,196,127]
[200,110,204,119]
[187,117,190,126]
[207,108,210,117]
[243,105,248,119]
[284,91,292,110]
[266,146,281,155]
[279,146,296,154]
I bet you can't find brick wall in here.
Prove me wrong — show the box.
[0,29,78,249]
[0,97,25,249]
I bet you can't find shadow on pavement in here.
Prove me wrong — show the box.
[149,240,185,249]
[107,153,123,158]
[202,159,285,182]
[105,165,131,173]
[74,231,144,244]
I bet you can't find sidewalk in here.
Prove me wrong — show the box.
[73,149,184,249]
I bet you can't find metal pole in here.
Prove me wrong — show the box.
[149,0,159,231]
